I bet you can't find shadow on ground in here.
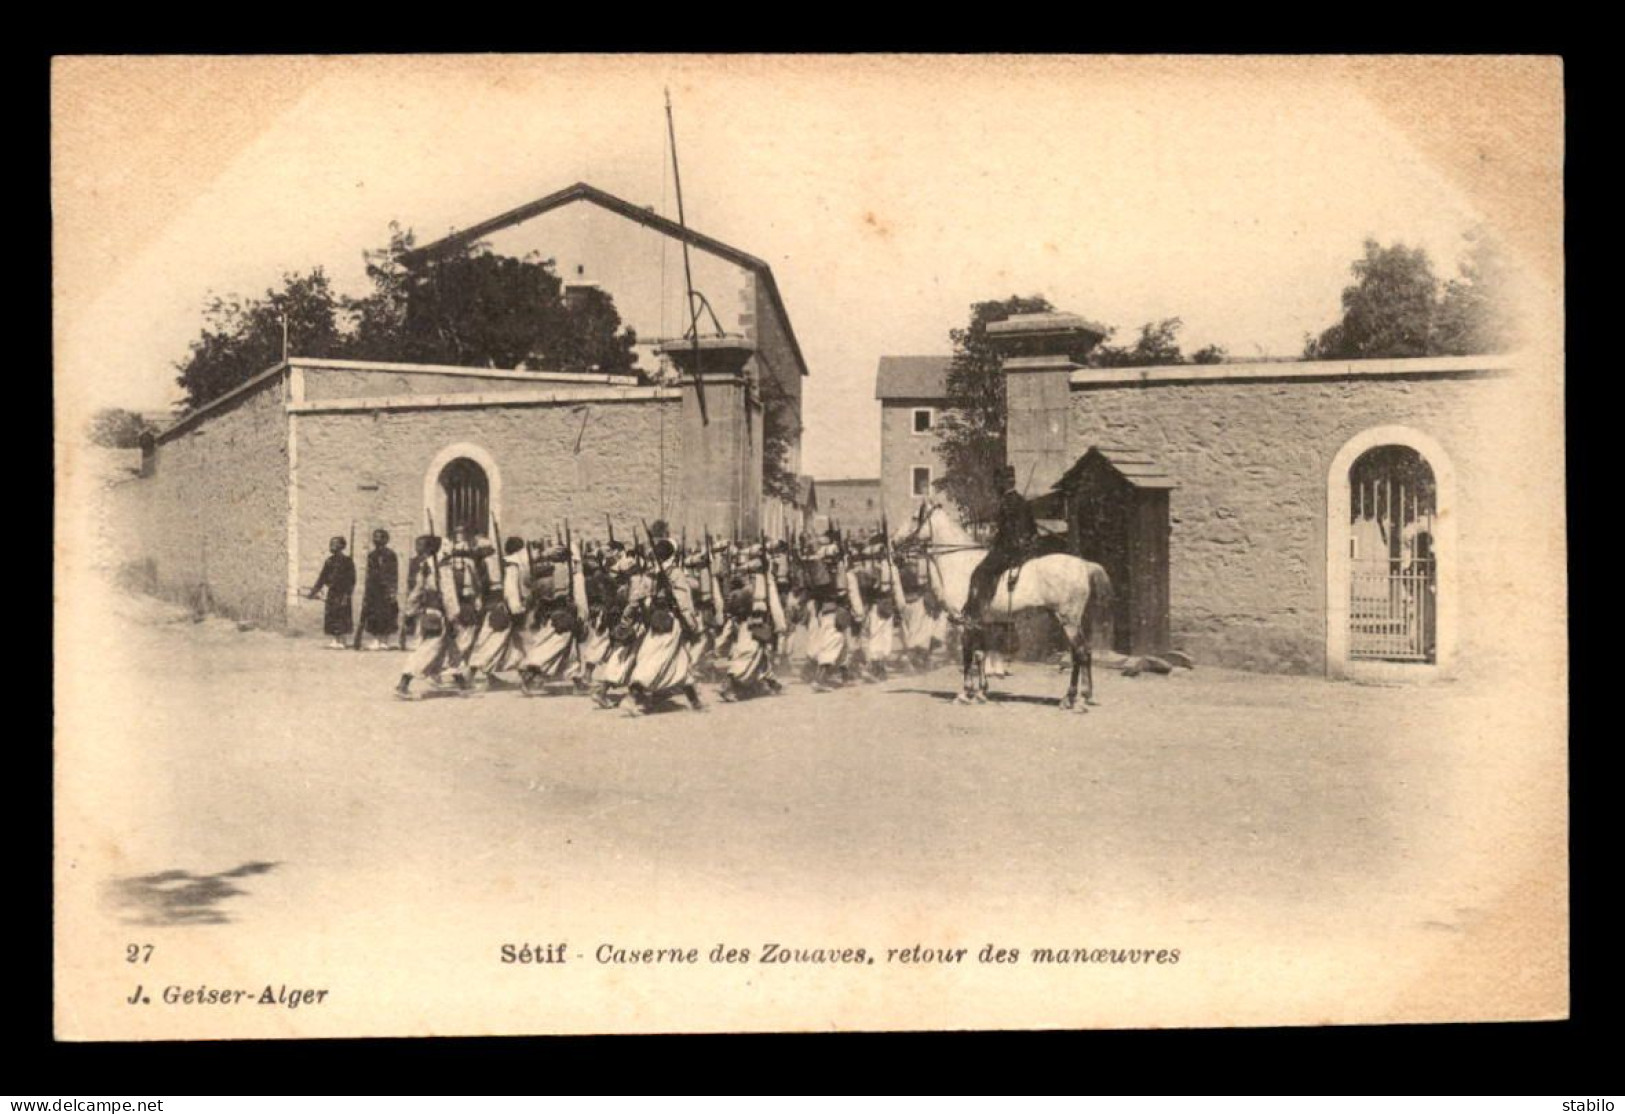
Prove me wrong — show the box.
[886,687,1065,707]
[106,861,279,926]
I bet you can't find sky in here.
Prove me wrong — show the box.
[54,56,1496,480]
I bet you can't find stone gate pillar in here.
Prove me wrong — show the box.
[989,312,1106,498]
[658,335,760,540]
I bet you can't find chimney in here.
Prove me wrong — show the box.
[563,265,600,312]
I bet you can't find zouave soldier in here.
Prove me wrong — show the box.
[626,537,703,715]
[393,536,471,699]
[400,535,436,651]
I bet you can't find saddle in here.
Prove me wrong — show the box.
[974,534,1070,623]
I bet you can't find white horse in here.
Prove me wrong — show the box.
[902,501,1112,712]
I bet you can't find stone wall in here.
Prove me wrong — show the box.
[298,362,628,402]
[1067,367,1526,674]
[748,271,805,480]
[673,375,757,541]
[116,375,291,625]
[880,400,946,528]
[816,479,883,534]
[289,396,682,633]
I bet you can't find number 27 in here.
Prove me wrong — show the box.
[126,944,153,964]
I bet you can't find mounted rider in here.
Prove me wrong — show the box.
[963,463,1038,623]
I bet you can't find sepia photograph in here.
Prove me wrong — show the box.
[52,54,1567,1039]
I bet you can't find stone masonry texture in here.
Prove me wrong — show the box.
[120,376,291,625]
[290,398,682,633]
[880,400,947,529]
[1067,371,1522,674]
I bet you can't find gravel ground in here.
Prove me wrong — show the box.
[55,589,1567,1035]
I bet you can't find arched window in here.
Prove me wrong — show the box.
[422,442,504,542]
[439,458,490,538]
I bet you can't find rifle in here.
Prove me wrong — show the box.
[492,513,507,603]
[344,521,362,648]
[423,506,445,636]
[883,511,908,612]
[605,514,616,551]
[350,523,368,651]
[761,529,786,648]
[643,516,693,639]
[700,529,718,609]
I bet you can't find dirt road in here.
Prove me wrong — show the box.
[55,591,1566,1033]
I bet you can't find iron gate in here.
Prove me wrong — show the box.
[1348,466,1436,663]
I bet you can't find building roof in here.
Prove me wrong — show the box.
[1056,446,1178,491]
[986,311,1110,340]
[1069,352,1517,389]
[817,477,880,488]
[400,181,810,378]
[875,355,953,401]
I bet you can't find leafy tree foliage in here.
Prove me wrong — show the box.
[1431,227,1518,356]
[175,270,347,409]
[1303,229,1516,360]
[88,407,158,448]
[933,294,1055,522]
[1303,240,1438,359]
[174,226,642,409]
[1093,317,1189,367]
[759,368,801,504]
[934,307,1222,522]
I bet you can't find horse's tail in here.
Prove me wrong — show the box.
[1083,562,1114,645]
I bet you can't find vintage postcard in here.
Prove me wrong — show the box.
[52,54,1567,1039]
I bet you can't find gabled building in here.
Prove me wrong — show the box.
[874,355,953,528]
[116,183,814,631]
[812,477,883,535]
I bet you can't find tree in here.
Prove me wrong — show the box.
[1303,239,1440,359]
[934,305,1224,521]
[1431,226,1517,356]
[933,294,1055,523]
[1092,317,1188,367]
[1304,232,1519,360]
[759,369,801,505]
[172,228,647,411]
[87,407,156,448]
[1191,343,1228,365]
[345,228,640,375]
[175,270,346,409]
[541,285,640,377]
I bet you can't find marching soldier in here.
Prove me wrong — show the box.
[443,530,485,670]
[393,536,470,699]
[898,565,935,672]
[468,537,526,685]
[626,537,703,714]
[400,534,436,651]
[591,547,641,708]
[716,551,781,701]
[808,534,854,692]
